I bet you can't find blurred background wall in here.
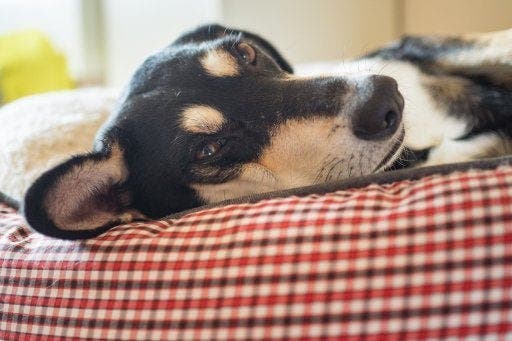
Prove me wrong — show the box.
[1,0,512,88]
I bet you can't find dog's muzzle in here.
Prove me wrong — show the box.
[351,75,404,141]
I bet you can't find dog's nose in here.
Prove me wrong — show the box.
[351,75,403,141]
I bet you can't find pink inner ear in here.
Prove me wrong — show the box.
[43,146,141,231]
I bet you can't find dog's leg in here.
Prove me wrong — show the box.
[367,28,512,69]
[449,29,512,66]
[421,132,512,167]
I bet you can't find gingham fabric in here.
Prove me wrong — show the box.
[1,167,512,340]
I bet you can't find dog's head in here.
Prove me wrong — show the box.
[24,24,404,239]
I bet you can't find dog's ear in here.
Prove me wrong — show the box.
[172,23,230,45]
[23,145,142,240]
[239,30,294,74]
[174,23,294,73]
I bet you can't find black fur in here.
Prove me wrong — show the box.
[24,24,361,238]
[104,26,350,218]
[23,25,512,239]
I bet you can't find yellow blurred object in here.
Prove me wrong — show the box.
[0,30,74,104]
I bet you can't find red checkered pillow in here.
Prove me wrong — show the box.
[1,166,512,339]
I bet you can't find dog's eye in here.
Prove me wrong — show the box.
[236,43,256,64]
[195,141,222,160]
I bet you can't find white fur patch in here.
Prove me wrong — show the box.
[181,105,226,134]
[200,49,239,77]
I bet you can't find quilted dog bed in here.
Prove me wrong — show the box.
[1,157,511,340]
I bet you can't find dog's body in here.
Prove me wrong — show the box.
[345,32,512,168]
[23,25,512,239]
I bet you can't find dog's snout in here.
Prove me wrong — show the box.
[351,75,403,141]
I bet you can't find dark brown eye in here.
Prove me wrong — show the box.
[236,42,256,64]
[195,141,222,160]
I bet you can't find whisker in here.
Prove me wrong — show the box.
[376,60,394,75]
[324,158,342,182]
[325,158,345,182]
[314,155,338,183]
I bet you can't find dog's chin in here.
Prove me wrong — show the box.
[373,127,406,173]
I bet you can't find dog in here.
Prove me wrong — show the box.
[23,24,512,239]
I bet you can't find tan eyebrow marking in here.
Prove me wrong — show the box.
[180,105,226,134]
[200,49,239,77]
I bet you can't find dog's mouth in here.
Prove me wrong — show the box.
[374,127,405,172]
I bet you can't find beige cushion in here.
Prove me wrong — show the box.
[0,88,117,199]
